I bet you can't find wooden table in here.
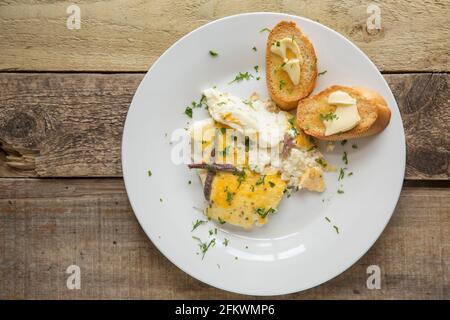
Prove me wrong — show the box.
[0,0,449,299]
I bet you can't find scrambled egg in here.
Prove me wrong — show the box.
[189,89,328,229]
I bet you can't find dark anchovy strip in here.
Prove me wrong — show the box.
[203,170,216,201]
[188,163,243,202]
[188,163,241,174]
[282,133,296,158]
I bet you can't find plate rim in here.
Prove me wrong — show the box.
[121,11,406,296]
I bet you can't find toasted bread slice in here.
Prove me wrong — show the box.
[266,21,317,110]
[296,85,391,141]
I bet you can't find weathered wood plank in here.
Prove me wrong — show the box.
[0,178,448,299]
[0,0,448,72]
[0,72,448,179]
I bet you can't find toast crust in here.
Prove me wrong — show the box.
[296,85,391,141]
[266,21,317,110]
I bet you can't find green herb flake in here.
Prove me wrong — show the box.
[159,198,163,202]
[318,70,327,76]
[229,72,254,84]
[255,175,266,186]
[341,139,348,146]
[342,151,348,165]
[279,79,286,90]
[147,170,152,177]
[191,219,207,232]
[192,236,216,260]
[259,27,271,33]
[184,106,193,118]
[315,158,328,168]
[333,225,340,234]
[226,189,234,205]
[268,181,276,188]
[325,217,331,223]
[337,189,344,194]
[320,112,338,121]
[218,217,226,224]
[256,76,261,81]
[352,144,358,149]
[254,65,259,73]
[236,170,247,188]
[209,50,218,57]
[255,207,276,219]
[252,46,257,52]
[348,172,353,177]
[338,168,347,181]
[223,238,229,246]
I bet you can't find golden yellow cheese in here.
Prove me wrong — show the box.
[205,170,286,229]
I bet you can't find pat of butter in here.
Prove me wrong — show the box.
[324,91,360,136]
[328,90,357,105]
[281,59,301,86]
[271,38,301,86]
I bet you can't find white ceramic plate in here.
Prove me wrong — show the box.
[122,12,405,296]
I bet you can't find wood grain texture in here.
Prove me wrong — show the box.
[0,178,448,299]
[0,72,448,179]
[0,0,448,72]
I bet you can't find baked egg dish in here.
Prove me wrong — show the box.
[188,88,331,229]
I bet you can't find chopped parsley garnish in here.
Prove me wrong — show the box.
[159,198,163,202]
[325,217,331,223]
[209,50,218,57]
[209,229,214,236]
[279,79,286,90]
[281,62,286,68]
[191,94,207,109]
[192,236,216,260]
[219,127,226,135]
[191,219,207,232]
[268,181,276,188]
[320,112,338,121]
[352,144,358,149]
[250,185,255,192]
[229,72,254,84]
[333,225,340,234]
[276,41,281,47]
[184,106,193,118]
[348,172,353,177]
[252,46,257,52]
[225,189,234,204]
[147,170,152,177]
[223,238,229,246]
[338,168,347,181]
[342,151,348,165]
[254,65,259,73]
[242,100,254,108]
[341,139,348,146]
[318,70,328,76]
[259,27,271,33]
[315,157,328,168]
[255,175,266,185]
[337,189,344,194]
[255,207,276,219]
[236,170,247,188]
[188,180,192,184]
[218,217,226,224]
[256,76,261,81]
